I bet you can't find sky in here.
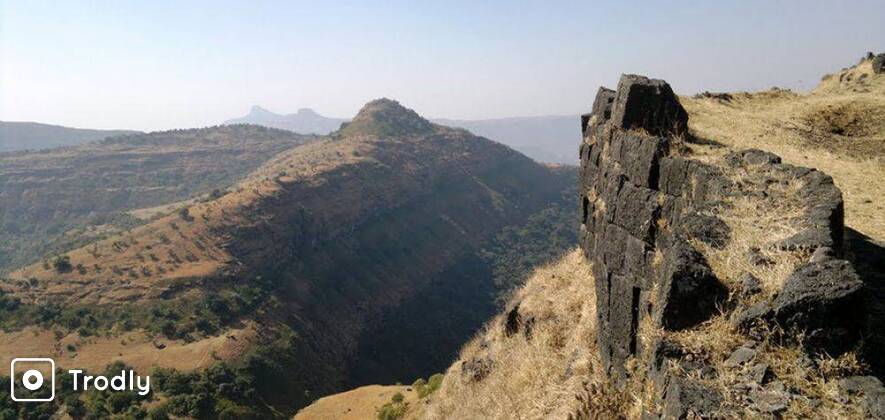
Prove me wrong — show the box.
[1,1,884,131]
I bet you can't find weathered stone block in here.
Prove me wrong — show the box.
[609,74,689,136]
[655,239,727,331]
[772,259,864,354]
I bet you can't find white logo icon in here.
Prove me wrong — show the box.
[10,358,55,402]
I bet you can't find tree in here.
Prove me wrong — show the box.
[52,255,73,273]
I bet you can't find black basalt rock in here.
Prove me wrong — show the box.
[656,238,728,330]
[771,259,864,354]
[609,74,689,137]
[580,75,725,382]
[872,53,885,74]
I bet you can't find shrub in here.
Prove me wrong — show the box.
[415,373,444,398]
[53,255,73,273]
[377,402,407,420]
[147,403,170,420]
[391,392,404,403]
[178,207,194,222]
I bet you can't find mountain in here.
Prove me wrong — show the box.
[225,107,581,164]
[0,121,139,152]
[0,99,576,417]
[298,56,885,420]
[432,115,581,164]
[0,124,316,274]
[224,105,348,134]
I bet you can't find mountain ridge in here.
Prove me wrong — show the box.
[225,105,582,164]
[0,99,576,416]
[225,105,348,135]
[0,121,139,152]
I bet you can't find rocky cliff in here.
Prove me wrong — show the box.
[579,74,880,417]
[408,70,883,420]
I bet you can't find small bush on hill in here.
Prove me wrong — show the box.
[52,255,73,273]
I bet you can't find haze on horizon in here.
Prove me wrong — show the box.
[1,0,884,132]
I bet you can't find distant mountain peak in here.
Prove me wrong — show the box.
[225,106,347,135]
[295,108,320,116]
[339,98,436,138]
[249,105,276,115]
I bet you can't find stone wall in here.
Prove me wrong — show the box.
[579,74,730,381]
[579,74,872,416]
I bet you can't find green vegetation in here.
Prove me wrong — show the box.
[377,400,408,420]
[412,373,444,399]
[0,124,312,274]
[0,362,151,420]
[338,99,436,138]
[0,281,272,341]
[149,363,272,419]
[480,180,578,300]
[375,374,444,420]
[0,359,285,419]
[52,255,73,273]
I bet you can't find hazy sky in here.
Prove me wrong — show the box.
[2,1,884,131]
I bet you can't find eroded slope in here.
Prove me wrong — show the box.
[0,124,315,273]
[0,99,575,415]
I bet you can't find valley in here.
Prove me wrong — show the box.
[0,125,316,274]
[0,99,577,418]
[298,54,885,420]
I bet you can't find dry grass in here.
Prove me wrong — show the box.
[662,148,870,417]
[5,136,377,305]
[690,166,810,298]
[666,318,869,419]
[415,250,627,420]
[294,385,419,420]
[0,323,258,376]
[681,65,885,242]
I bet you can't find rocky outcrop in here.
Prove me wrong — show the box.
[579,74,729,381]
[579,74,872,417]
[872,53,885,74]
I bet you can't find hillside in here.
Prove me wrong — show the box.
[433,116,580,164]
[0,121,138,152]
[227,107,582,164]
[0,124,315,274]
[225,106,348,135]
[0,99,576,417]
[301,56,885,420]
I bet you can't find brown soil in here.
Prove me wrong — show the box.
[0,323,257,376]
[293,385,417,420]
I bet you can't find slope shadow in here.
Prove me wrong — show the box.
[846,227,885,378]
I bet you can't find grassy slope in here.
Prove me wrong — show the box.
[0,102,577,416]
[0,121,138,152]
[0,124,314,274]
[311,59,885,420]
[682,60,885,242]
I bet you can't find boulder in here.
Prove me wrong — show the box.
[581,87,616,135]
[504,303,521,337]
[724,346,757,368]
[609,74,689,136]
[837,376,885,419]
[873,53,885,74]
[461,355,494,382]
[724,149,782,167]
[679,213,731,249]
[771,259,864,354]
[661,377,723,418]
[739,273,763,297]
[656,239,728,330]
